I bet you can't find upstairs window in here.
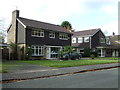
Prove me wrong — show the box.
[72,38,76,43]
[84,37,89,42]
[59,33,69,40]
[32,29,44,37]
[78,37,83,43]
[106,38,110,44]
[49,32,55,38]
[100,38,105,43]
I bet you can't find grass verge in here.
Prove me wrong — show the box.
[19,59,120,68]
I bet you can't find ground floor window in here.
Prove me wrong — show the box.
[31,45,43,56]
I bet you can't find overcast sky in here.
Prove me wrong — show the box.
[0,0,119,36]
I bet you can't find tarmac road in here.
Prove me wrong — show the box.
[2,68,118,88]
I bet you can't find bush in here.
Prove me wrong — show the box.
[90,54,95,59]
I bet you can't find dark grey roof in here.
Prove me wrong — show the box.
[18,17,72,34]
[73,28,100,37]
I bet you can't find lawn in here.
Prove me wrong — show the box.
[19,59,119,68]
[1,59,120,73]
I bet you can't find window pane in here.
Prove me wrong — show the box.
[84,37,89,42]
[78,37,83,43]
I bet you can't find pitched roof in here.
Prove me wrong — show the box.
[108,35,120,47]
[18,17,72,34]
[73,28,100,37]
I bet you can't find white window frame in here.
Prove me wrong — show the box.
[72,38,76,43]
[59,33,69,40]
[31,29,44,37]
[106,38,110,45]
[49,32,55,38]
[78,37,83,43]
[31,45,43,56]
[84,37,89,42]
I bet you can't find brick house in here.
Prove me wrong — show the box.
[72,28,120,57]
[7,10,72,59]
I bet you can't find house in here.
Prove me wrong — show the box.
[72,28,120,57]
[7,10,72,59]
[106,35,120,57]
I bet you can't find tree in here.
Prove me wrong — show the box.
[61,21,72,31]
[58,46,74,60]
[0,19,7,44]
[10,42,19,60]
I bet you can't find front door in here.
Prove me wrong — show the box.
[46,47,50,59]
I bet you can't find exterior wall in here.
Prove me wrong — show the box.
[91,30,105,48]
[26,28,71,46]
[17,21,26,44]
[7,25,16,44]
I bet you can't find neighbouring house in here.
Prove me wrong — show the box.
[106,35,120,57]
[72,28,120,57]
[7,10,72,60]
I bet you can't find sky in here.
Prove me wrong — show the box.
[0,0,119,36]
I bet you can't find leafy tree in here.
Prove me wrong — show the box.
[10,42,19,60]
[20,46,32,60]
[61,21,72,31]
[0,19,7,44]
[59,46,74,60]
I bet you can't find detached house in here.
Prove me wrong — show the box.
[7,10,72,59]
[72,28,120,57]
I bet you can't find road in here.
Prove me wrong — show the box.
[2,68,118,88]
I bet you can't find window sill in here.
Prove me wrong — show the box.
[59,38,68,40]
[32,55,43,56]
[31,35,44,38]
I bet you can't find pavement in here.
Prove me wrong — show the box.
[2,63,120,81]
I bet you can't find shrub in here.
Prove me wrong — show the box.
[90,54,95,59]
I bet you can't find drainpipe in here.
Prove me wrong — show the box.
[101,48,103,57]
[90,36,91,49]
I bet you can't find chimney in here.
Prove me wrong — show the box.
[12,10,19,23]
[12,10,19,43]
[113,32,115,36]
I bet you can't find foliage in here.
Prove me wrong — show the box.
[59,46,74,60]
[10,42,19,60]
[82,48,97,57]
[83,48,91,57]
[0,19,7,44]
[25,47,32,59]
[90,54,95,59]
[20,46,32,60]
[61,21,72,30]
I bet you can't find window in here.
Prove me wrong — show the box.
[31,45,43,56]
[78,37,83,43]
[84,37,89,42]
[32,29,44,37]
[49,32,55,38]
[59,33,69,40]
[72,38,76,43]
[50,47,60,59]
[106,38,110,44]
[79,49,84,54]
[100,38,105,43]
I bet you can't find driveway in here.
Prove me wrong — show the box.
[6,62,57,73]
